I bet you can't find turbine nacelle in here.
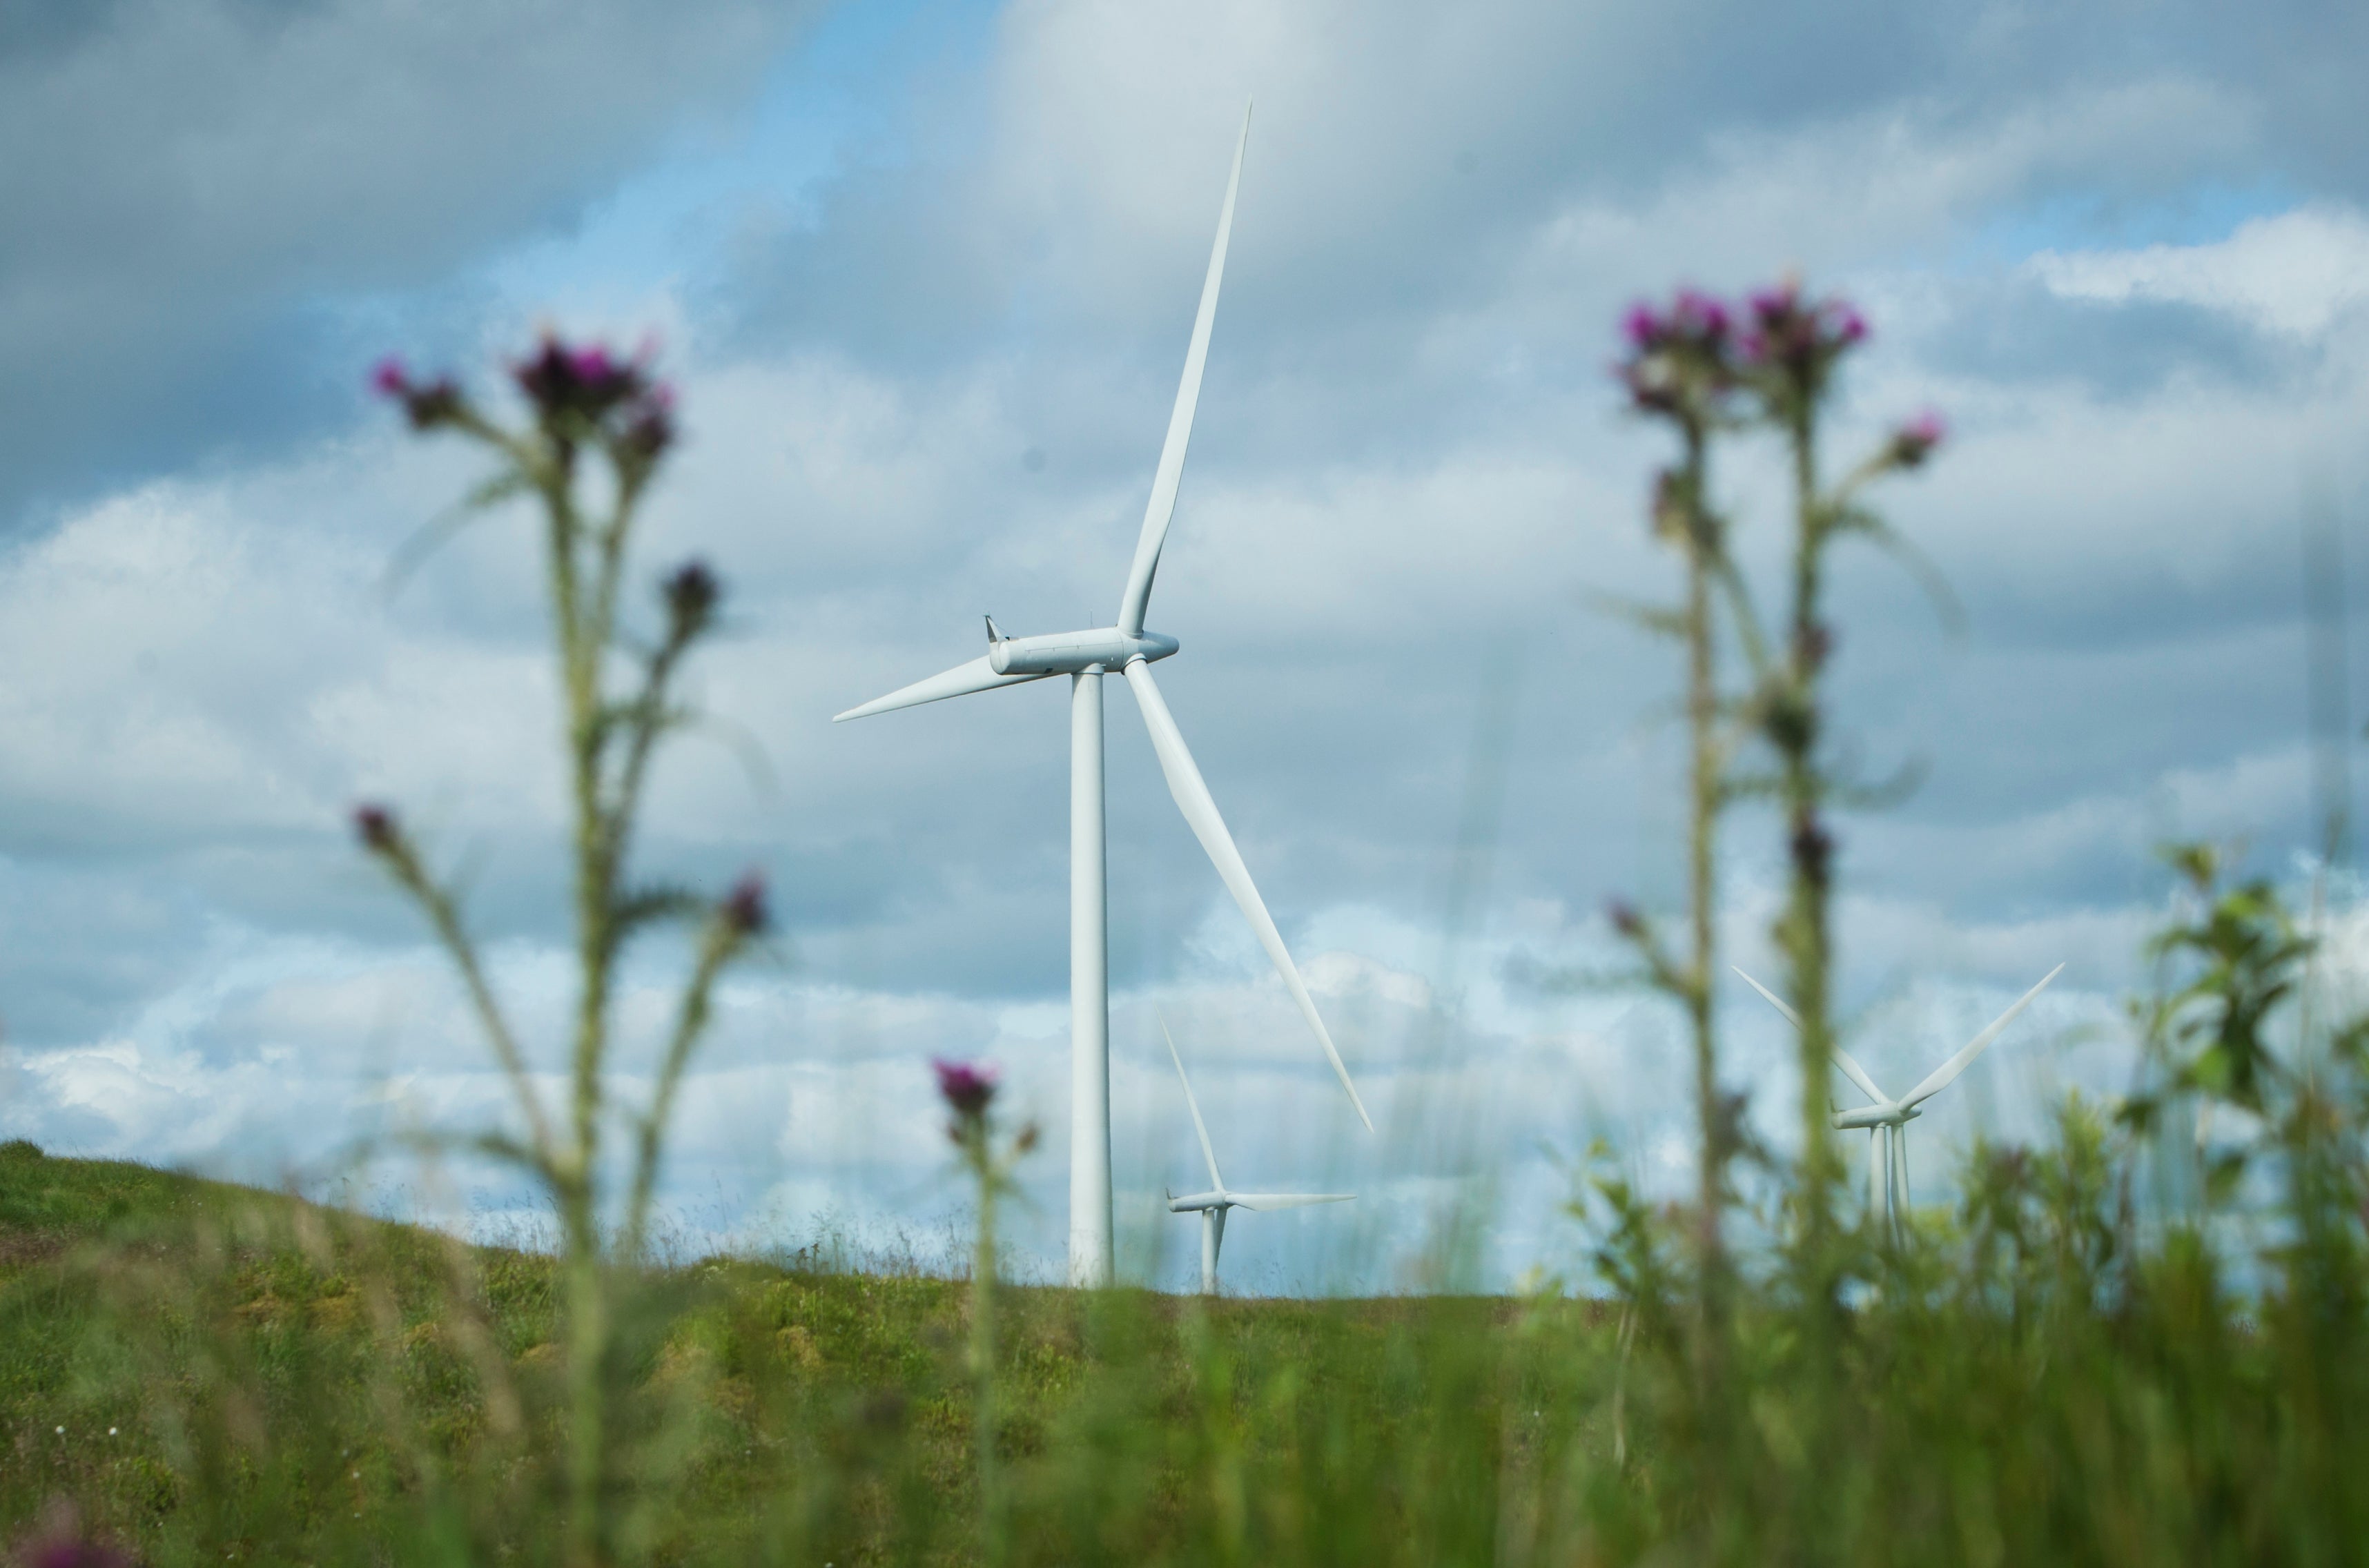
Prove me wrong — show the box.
[1167,1187,1227,1213]
[986,623,1180,677]
[1831,1103,1921,1131]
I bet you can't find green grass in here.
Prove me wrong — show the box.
[0,1141,1607,1566]
[8,1130,2369,1567]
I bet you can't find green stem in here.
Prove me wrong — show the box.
[971,1150,1002,1567]
[1679,425,1728,1359]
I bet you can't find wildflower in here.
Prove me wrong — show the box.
[1737,279,1866,398]
[1889,409,1946,469]
[351,803,398,853]
[721,872,769,937]
[663,558,718,640]
[934,1059,999,1122]
[368,356,462,430]
[621,382,676,461]
[514,334,645,421]
[1615,287,1737,426]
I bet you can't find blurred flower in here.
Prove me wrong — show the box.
[663,558,718,639]
[1889,409,1946,469]
[514,334,646,420]
[369,356,462,429]
[621,382,676,461]
[1615,286,1737,424]
[352,803,398,853]
[934,1059,999,1121]
[1606,899,1644,939]
[1737,280,1866,393]
[722,872,769,937]
[11,1502,135,1568]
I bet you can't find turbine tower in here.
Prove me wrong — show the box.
[1161,1019,1354,1295]
[835,108,1371,1288]
[1734,965,2063,1237]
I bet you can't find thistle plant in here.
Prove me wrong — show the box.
[935,1058,1035,1567]
[1604,283,1947,1351]
[1607,287,1751,1382]
[1727,283,1946,1275]
[360,338,767,1568]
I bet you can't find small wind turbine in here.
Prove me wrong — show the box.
[1161,1019,1353,1295]
[835,107,1370,1289]
[1733,964,2063,1236]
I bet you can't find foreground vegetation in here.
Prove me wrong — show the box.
[6,1095,2369,1567]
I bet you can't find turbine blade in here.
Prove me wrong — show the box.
[1124,660,1373,1129]
[1734,966,1891,1106]
[1731,966,1802,1029]
[1161,1015,1226,1193]
[1227,1193,1355,1211]
[1900,963,2065,1109]
[1115,104,1251,637]
[833,655,1050,722]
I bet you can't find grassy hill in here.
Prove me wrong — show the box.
[10,1133,2369,1566]
[1,1140,1570,1566]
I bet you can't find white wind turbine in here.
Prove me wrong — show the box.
[1161,1019,1354,1295]
[834,108,1371,1288]
[1734,964,2063,1236]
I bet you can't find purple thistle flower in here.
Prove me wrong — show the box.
[371,356,410,398]
[1672,288,1729,342]
[1832,304,1868,345]
[722,871,769,936]
[1614,286,1742,417]
[514,334,645,421]
[567,345,615,384]
[621,382,676,460]
[934,1059,999,1121]
[1622,302,1662,350]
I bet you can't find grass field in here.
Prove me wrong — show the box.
[8,1121,2369,1567]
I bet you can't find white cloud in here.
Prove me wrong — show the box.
[2027,204,2369,337]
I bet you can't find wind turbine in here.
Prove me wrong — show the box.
[834,107,1371,1288]
[1733,964,2063,1236]
[1161,1019,1354,1295]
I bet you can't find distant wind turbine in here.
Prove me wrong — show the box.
[1734,964,2064,1236]
[835,106,1370,1289]
[1161,1019,1354,1295]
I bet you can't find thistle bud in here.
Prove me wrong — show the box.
[663,558,719,639]
[722,871,769,936]
[353,803,399,853]
[1889,410,1946,469]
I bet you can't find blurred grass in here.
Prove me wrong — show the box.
[8,1122,2369,1566]
[0,1140,1608,1565]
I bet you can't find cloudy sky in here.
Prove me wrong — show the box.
[3,0,2366,1292]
